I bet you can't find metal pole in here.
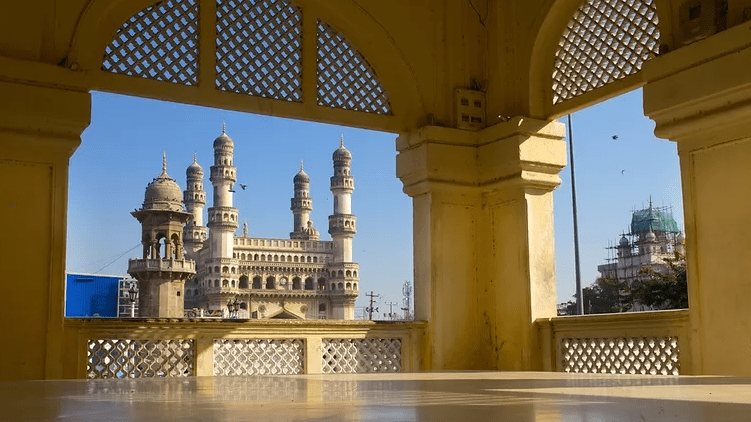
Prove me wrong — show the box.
[567,114,584,315]
[130,300,135,318]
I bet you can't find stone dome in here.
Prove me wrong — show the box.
[333,136,351,162]
[645,230,657,243]
[187,154,203,176]
[619,236,629,246]
[213,132,234,150]
[294,162,310,184]
[143,156,184,211]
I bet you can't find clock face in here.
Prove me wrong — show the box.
[280,278,288,286]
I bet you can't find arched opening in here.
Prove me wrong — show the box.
[239,276,248,289]
[222,279,229,287]
[252,276,262,289]
[305,277,314,290]
[266,276,275,289]
[292,277,301,290]
[318,279,326,291]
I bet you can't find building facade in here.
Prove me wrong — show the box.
[597,201,685,294]
[133,129,359,319]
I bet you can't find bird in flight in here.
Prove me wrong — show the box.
[621,170,625,175]
[612,135,619,140]
[240,184,247,190]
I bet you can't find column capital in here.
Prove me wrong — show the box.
[396,117,566,197]
[643,21,751,148]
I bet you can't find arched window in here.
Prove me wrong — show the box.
[313,257,318,263]
[261,254,266,261]
[214,266,220,273]
[274,255,279,262]
[231,280,235,287]
[252,276,262,289]
[254,254,259,260]
[319,304,326,312]
[353,271,357,277]
[346,282,351,289]
[346,270,352,277]
[331,283,336,290]
[223,266,229,273]
[292,277,301,290]
[353,283,357,290]
[241,253,246,260]
[305,277,314,290]
[318,279,326,290]
[222,279,229,287]
[338,270,344,278]
[338,282,343,290]
[306,256,311,263]
[231,267,236,274]
[281,255,286,262]
[266,277,275,289]
[214,280,219,287]
[294,256,299,263]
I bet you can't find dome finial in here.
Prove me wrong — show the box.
[193,151,197,163]
[300,160,304,171]
[340,133,344,147]
[222,121,226,134]
[162,151,167,175]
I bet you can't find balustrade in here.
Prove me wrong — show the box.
[537,310,690,375]
[66,319,423,379]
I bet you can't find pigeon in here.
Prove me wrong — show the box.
[612,135,619,140]
[621,170,625,175]
[240,184,247,190]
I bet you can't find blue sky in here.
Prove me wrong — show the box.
[66,89,683,315]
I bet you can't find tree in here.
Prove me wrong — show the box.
[559,277,632,315]
[630,253,688,310]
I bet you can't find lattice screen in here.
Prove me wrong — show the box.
[102,0,199,85]
[317,21,391,115]
[214,339,305,375]
[552,0,660,104]
[322,338,401,373]
[87,339,194,379]
[216,0,303,101]
[561,337,679,375]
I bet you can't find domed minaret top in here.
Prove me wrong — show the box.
[333,134,352,162]
[142,153,184,212]
[213,121,234,151]
[187,152,203,177]
[294,161,310,184]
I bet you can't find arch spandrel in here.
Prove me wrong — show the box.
[66,0,424,133]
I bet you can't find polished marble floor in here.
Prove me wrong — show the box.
[2,372,751,421]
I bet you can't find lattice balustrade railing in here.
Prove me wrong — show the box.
[561,337,679,375]
[102,0,199,85]
[552,0,660,104]
[215,0,303,101]
[322,338,401,373]
[316,21,391,115]
[87,339,195,379]
[214,339,305,375]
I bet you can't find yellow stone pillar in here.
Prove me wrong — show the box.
[0,81,90,380]
[396,118,566,370]
[643,22,751,376]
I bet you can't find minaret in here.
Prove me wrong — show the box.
[183,153,207,257]
[205,124,240,312]
[128,153,195,317]
[291,161,319,240]
[327,135,358,319]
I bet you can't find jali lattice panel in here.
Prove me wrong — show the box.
[102,0,199,85]
[561,337,679,375]
[316,21,391,115]
[322,338,401,373]
[215,0,303,101]
[213,339,305,375]
[87,339,195,379]
[552,0,660,104]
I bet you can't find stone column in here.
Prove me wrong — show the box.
[0,81,90,380]
[643,21,751,376]
[396,118,566,370]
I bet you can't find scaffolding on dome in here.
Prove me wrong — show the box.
[600,199,684,286]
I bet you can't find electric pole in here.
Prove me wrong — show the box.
[365,291,380,320]
[384,301,398,320]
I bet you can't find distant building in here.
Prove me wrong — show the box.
[596,200,685,310]
[128,128,359,319]
[65,273,126,317]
